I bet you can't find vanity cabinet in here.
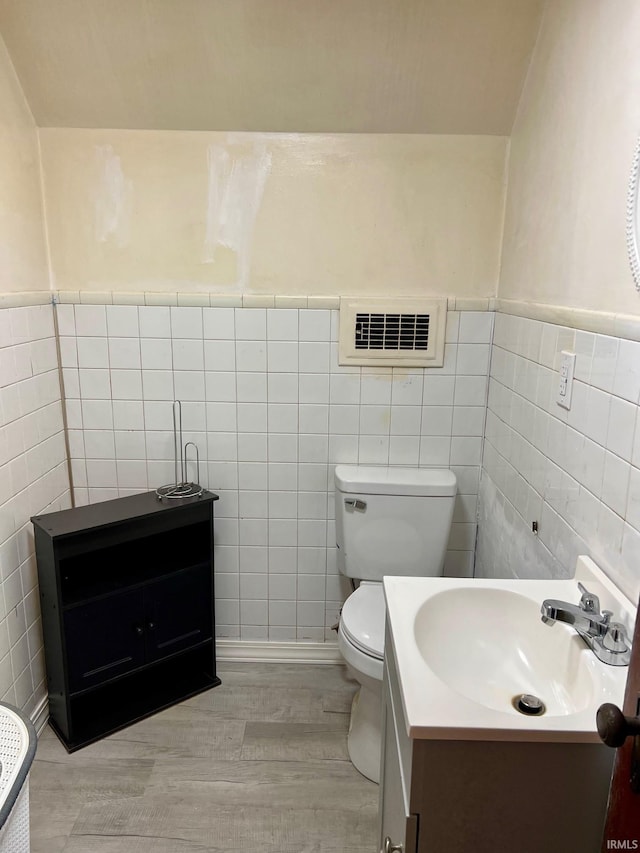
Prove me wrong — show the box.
[379,657,418,853]
[378,619,614,853]
[32,490,220,751]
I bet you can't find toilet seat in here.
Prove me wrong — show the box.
[340,582,385,660]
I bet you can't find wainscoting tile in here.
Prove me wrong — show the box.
[58,300,486,638]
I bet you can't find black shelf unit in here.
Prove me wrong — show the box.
[32,489,220,751]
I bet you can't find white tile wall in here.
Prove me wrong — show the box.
[58,304,492,641]
[477,312,640,605]
[0,305,71,717]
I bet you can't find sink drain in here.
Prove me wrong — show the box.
[512,694,546,716]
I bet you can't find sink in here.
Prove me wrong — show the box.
[384,556,633,741]
[413,587,595,716]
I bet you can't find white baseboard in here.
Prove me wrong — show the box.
[216,640,343,665]
[30,696,49,735]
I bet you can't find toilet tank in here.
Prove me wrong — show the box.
[334,465,457,581]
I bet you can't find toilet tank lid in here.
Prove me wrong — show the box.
[334,465,457,497]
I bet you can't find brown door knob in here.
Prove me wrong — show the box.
[597,703,640,748]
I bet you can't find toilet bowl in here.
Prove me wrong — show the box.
[334,465,457,783]
[337,582,385,783]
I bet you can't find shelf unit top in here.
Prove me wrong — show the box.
[31,489,219,539]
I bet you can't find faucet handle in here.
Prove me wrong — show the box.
[601,610,613,626]
[577,582,601,614]
[603,622,630,654]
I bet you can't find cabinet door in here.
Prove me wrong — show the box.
[64,589,146,693]
[144,564,213,663]
[379,679,418,853]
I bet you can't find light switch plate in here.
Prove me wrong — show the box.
[556,350,576,409]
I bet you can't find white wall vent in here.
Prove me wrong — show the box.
[338,298,447,367]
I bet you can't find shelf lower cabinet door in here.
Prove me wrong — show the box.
[64,589,146,693]
[145,564,213,663]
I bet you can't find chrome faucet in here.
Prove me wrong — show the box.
[540,582,631,666]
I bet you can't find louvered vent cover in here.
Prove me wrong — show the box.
[354,313,429,351]
[339,298,446,367]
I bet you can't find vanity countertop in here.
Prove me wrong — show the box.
[384,555,632,742]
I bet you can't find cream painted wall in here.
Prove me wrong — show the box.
[499,0,640,316]
[38,130,507,297]
[0,33,49,293]
[0,0,543,134]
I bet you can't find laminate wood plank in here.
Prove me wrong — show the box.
[184,684,349,723]
[33,833,69,853]
[29,757,152,853]
[30,663,375,853]
[36,707,245,761]
[32,727,76,762]
[31,756,153,801]
[69,797,377,853]
[145,757,378,810]
[63,837,370,853]
[31,800,82,853]
[217,662,356,693]
[240,720,350,761]
[322,688,356,714]
[63,839,217,853]
[30,732,82,853]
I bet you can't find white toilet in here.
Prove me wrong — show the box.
[335,464,457,783]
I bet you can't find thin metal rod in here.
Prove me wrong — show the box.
[172,400,184,484]
[183,441,200,487]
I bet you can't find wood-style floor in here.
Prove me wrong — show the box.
[29,662,379,853]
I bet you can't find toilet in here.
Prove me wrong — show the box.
[334,464,457,783]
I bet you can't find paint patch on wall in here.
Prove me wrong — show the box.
[203,140,272,288]
[94,145,133,248]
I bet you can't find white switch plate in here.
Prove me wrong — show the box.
[556,350,576,409]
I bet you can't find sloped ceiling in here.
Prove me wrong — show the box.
[0,0,544,133]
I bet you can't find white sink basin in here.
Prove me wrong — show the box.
[384,556,633,741]
[414,587,596,716]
